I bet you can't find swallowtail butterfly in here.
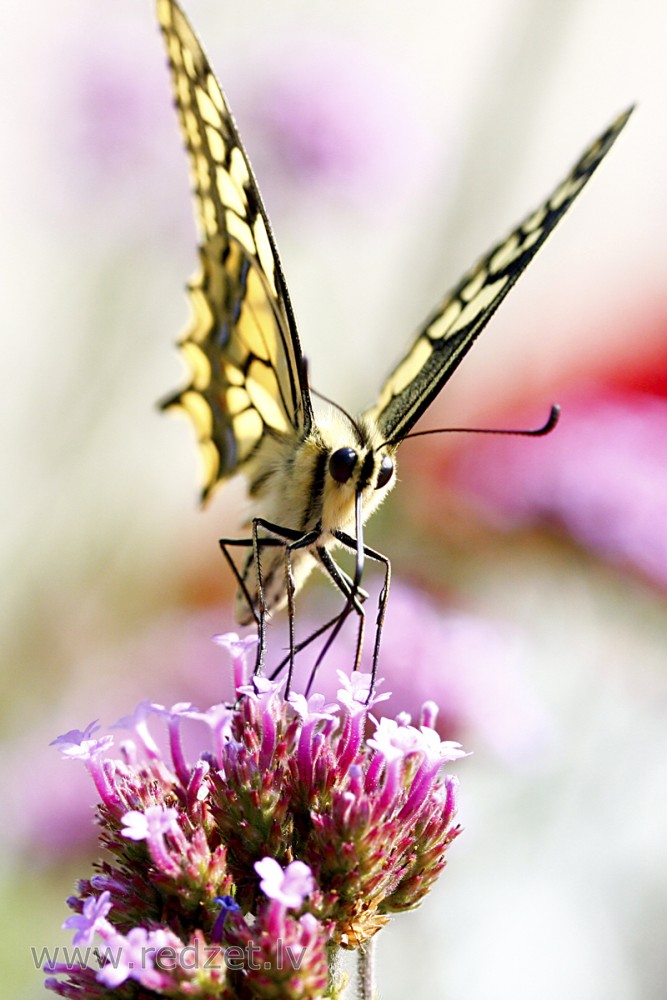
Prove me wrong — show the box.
[156,0,631,680]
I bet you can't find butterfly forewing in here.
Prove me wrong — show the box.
[364,108,632,446]
[157,0,312,500]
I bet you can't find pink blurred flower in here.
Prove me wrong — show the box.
[452,389,667,589]
[38,14,187,238]
[238,33,434,210]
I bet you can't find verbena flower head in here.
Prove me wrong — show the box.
[46,636,464,998]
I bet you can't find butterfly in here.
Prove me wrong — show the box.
[156,0,631,685]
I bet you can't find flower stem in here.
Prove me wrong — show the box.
[357,936,376,1000]
[327,941,347,998]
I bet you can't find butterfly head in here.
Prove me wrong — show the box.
[328,445,394,493]
[317,414,397,534]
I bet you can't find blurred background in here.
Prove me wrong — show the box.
[2,0,666,996]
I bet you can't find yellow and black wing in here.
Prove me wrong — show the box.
[157,0,313,500]
[364,109,632,446]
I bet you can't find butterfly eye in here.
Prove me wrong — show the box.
[329,448,358,484]
[376,455,394,490]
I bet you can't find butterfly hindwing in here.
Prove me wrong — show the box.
[364,108,632,446]
[157,0,312,500]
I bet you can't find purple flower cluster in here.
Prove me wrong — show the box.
[45,640,464,998]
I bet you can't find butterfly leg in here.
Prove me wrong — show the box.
[220,522,374,692]
[317,547,367,668]
[297,547,369,695]
[317,558,370,606]
[250,518,270,673]
[284,545,297,691]
[267,547,371,689]
[366,545,391,693]
[219,534,287,676]
[267,582,370,684]
[279,528,323,694]
[219,536,261,626]
[219,519,300,673]
[250,519,320,680]
[333,531,391,696]
[219,534,284,678]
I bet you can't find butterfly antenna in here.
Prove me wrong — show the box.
[385,404,560,448]
[310,386,365,444]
